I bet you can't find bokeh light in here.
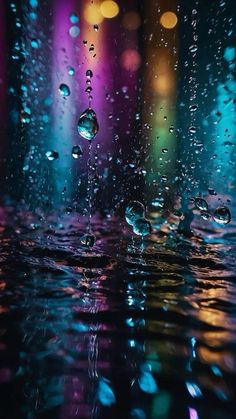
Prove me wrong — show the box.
[122,11,141,31]
[153,74,175,96]
[160,11,178,29]
[120,49,141,72]
[100,1,119,19]
[84,3,104,25]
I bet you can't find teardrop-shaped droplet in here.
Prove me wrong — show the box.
[77,108,99,140]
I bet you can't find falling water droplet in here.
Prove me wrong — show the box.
[80,233,96,247]
[59,83,70,97]
[194,197,208,211]
[67,66,75,76]
[70,12,79,24]
[125,201,145,226]
[46,150,59,161]
[133,218,152,236]
[69,26,80,38]
[72,145,83,159]
[86,69,93,78]
[77,108,99,140]
[213,206,231,225]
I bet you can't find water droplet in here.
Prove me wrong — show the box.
[200,211,211,221]
[80,233,96,247]
[97,378,116,406]
[162,148,168,154]
[31,38,39,48]
[138,371,158,394]
[133,218,152,236]
[59,83,70,97]
[169,125,174,133]
[93,24,99,31]
[69,25,80,38]
[67,66,75,76]
[70,12,79,24]
[189,126,197,134]
[189,104,198,112]
[125,201,145,226]
[194,197,208,211]
[189,44,198,53]
[46,150,59,161]
[213,206,231,225]
[72,145,83,159]
[86,69,93,78]
[77,108,99,140]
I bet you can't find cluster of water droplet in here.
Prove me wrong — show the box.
[125,201,152,237]
[193,196,231,225]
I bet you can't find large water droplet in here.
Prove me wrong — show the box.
[59,83,70,97]
[213,206,231,225]
[77,108,99,140]
[46,150,59,161]
[72,145,83,159]
[133,218,152,236]
[125,201,145,226]
[194,197,208,211]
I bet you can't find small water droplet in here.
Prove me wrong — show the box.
[189,44,198,53]
[80,233,96,247]
[194,197,208,211]
[31,38,40,48]
[70,12,79,24]
[189,126,197,134]
[72,145,83,159]
[213,206,231,225]
[200,211,211,221]
[67,66,75,76]
[59,83,70,97]
[93,24,99,31]
[69,25,80,38]
[86,69,93,78]
[46,150,59,161]
[162,148,168,154]
[77,108,99,140]
[189,104,198,112]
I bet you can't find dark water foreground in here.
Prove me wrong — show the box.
[0,209,236,419]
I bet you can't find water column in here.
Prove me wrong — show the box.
[142,0,178,215]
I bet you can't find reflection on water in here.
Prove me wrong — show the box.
[0,210,236,419]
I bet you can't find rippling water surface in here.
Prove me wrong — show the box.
[0,209,236,419]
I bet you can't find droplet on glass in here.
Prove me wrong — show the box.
[59,83,70,97]
[31,38,40,48]
[213,206,231,225]
[72,145,83,159]
[93,24,99,32]
[77,108,99,140]
[46,150,59,161]
[125,200,145,226]
[68,66,75,76]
